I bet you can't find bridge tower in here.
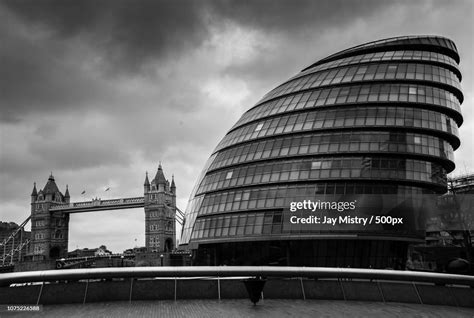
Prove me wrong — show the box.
[144,164,176,253]
[26,174,70,262]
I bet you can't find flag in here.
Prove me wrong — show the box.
[81,190,86,195]
[105,187,110,192]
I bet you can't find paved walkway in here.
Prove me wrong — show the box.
[5,300,474,317]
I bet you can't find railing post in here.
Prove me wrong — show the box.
[377,281,385,303]
[300,277,306,300]
[174,277,177,301]
[217,276,221,300]
[339,279,347,301]
[83,279,89,304]
[129,278,134,303]
[412,282,423,304]
[36,282,44,305]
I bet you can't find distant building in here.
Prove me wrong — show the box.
[123,247,147,255]
[67,245,112,258]
[23,174,70,262]
[426,174,474,247]
[133,164,178,266]
[144,164,177,253]
[449,174,474,194]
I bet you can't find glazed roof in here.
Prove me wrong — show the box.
[303,35,459,72]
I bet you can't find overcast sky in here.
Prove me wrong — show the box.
[1,0,473,253]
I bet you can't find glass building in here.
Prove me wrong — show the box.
[181,36,463,268]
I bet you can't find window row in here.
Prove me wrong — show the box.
[33,244,46,255]
[191,208,419,240]
[218,106,459,151]
[34,193,64,202]
[197,157,446,195]
[149,224,160,231]
[199,239,410,269]
[192,192,434,240]
[191,211,283,239]
[196,183,435,217]
[53,218,64,227]
[260,63,461,104]
[34,231,63,240]
[323,36,457,63]
[181,182,433,242]
[148,236,161,247]
[235,83,461,129]
[180,194,205,244]
[300,50,458,77]
[209,131,454,171]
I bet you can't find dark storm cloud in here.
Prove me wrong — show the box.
[0,0,211,122]
[2,0,210,73]
[0,0,398,123]
[210,0,391,32]
[205,0,398,98]
[0,9,108,122]
[3,0,391,63]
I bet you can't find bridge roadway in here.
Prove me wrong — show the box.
[49,197,145,213]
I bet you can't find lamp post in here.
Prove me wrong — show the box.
[121,255,124,267]
[160,254,164,266]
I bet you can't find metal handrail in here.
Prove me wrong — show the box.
[1,266,473,287]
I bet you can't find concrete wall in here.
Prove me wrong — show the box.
[1,278,473,308]
[15,260,56,272]
[132,280,175,300]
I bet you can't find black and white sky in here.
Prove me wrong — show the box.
[1,0,473,252]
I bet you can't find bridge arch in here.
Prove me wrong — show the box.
[165,238,173,252]
[49,246,61,259]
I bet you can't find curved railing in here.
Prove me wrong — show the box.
[1,266,473,286]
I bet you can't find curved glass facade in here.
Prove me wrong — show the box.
[181,36,464,269]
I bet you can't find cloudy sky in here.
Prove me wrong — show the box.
[1,0,473,253]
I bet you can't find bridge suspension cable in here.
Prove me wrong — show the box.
[1,216,31,266]
[176,207,185,218]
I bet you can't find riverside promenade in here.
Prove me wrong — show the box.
[3,299,474,317]
[1,267,473,317]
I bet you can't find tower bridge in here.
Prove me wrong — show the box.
[1,164,185,270]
